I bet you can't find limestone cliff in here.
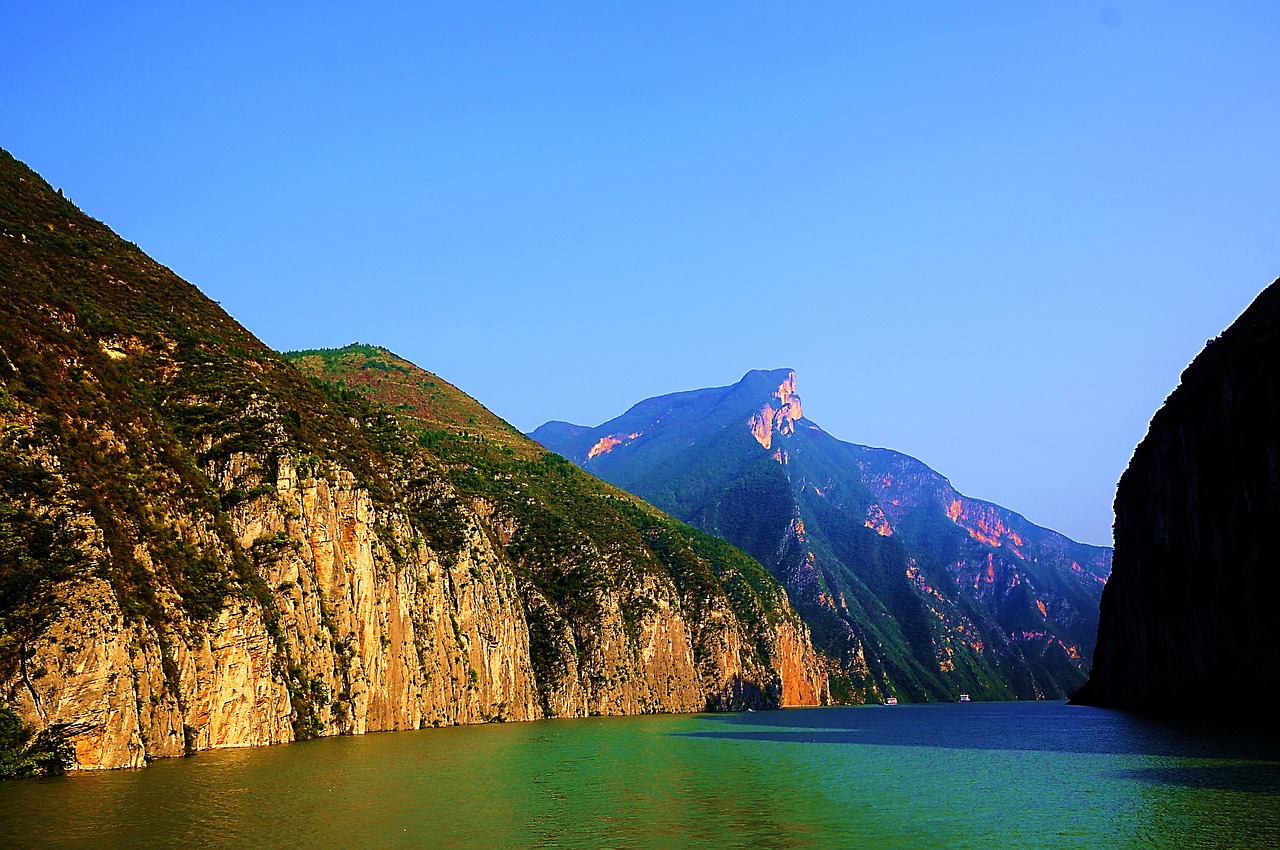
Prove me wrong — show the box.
[1074,278,1280,713]
[0,149,825,772]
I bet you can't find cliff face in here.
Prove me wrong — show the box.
[1074,279,1280,713]
[283,348,827,721]
[0,150,824,772]
[533,369,1112,704]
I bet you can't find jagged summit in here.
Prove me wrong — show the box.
[530,367,804,468]
[533,369,1111,703]
[733,367,800,399]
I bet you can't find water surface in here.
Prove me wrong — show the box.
[3,701,1278,848]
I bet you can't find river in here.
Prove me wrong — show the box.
[3,701,1278,848]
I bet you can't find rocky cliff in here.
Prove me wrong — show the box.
[1074,278,1280,713]
[0,149,824,772]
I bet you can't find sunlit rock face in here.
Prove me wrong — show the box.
[533,368,1112,705]
[864,503,893,537]
[749,373,803,450]
[587,432,641,459]
[1074,279,1280,714]
[0,149,826,771]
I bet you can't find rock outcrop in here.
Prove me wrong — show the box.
[1074,278,1280,713]
[0,149,825,772]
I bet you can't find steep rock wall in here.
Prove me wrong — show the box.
[3,452,824,770]
[771,618,827,707]
[1075,279,1280,712]
[0,148,826,772]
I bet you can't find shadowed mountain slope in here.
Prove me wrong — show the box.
[533,369,1111,703]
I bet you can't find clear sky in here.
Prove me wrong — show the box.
[4,2,1278,546]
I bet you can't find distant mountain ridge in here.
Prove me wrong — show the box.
[533,369,1112,702]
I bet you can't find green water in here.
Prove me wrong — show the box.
[2,701,1278,848]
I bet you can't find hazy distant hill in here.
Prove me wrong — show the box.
[0,148,822,774]
[533,369,1111,702]
[1075,278,1280,714]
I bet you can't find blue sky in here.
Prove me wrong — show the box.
[4,2,1278,546]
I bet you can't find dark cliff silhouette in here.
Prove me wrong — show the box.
[1075,278,1280,713]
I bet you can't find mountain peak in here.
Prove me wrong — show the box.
[531,367,1112,704]
[736,367,797,391]
[746,369,803,450]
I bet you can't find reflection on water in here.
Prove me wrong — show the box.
[693,700,1280,762]
[1118,763,1280,793]
[2,701,1278,849]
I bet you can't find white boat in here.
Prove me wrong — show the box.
[959,694,971,703]
[884,697,898,706]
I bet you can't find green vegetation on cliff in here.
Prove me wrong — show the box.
[0,704,71,779]
[0,148,395,661]
[285,345,803,709]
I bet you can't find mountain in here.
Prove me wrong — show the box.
[0,148,823,774]
[532,369,1112,702]
[1073,279,1280,714]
